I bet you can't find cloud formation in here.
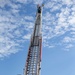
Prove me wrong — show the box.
[43,0,75,50]
[0,0,75,58]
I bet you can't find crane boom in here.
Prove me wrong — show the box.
[24,5,43,75]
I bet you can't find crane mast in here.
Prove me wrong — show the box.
[24,5,43,75]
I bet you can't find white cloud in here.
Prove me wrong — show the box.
[51,6,59,12]
[0,36,20,58]
[0,0,75,59]
[11,9,20,14]
[33,0,43,4]
[71,5,75,11]
[23,34,31,40]
[0,0,10,7]
[13,0,43,4]
[15,0,27,3]
[42,0,75,50]
[68,17,75,25]
[45,1,55,9]
[70,32,75,35]
[24,16,34,21]
[65,44,74,49]
[62,0,74,5]
[0,1,35,58]
[62,37,72,43]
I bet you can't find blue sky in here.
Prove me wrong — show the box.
[0,0,75,75]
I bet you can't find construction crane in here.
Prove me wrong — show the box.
[24,4,43,75]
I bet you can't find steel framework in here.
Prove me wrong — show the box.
[24,5,43,75]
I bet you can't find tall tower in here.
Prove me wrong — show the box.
[24,4,43,75]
